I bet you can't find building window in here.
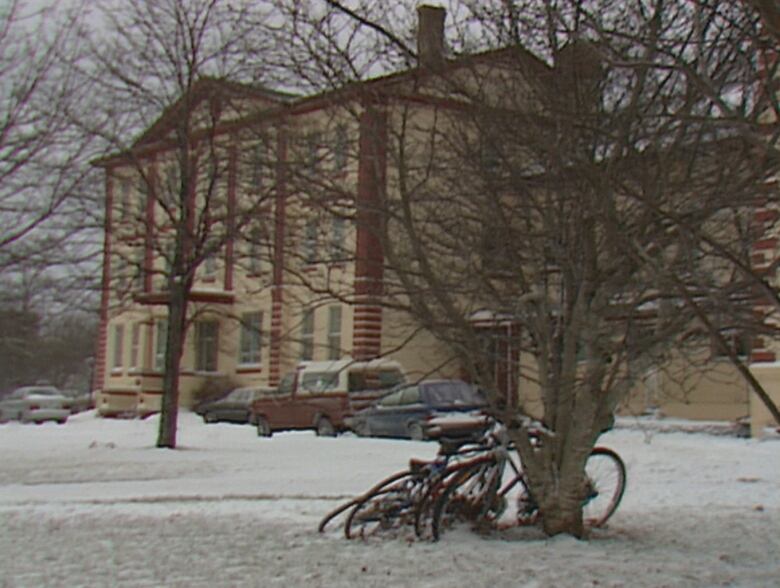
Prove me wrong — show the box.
[133,247,145,290]
[713,330,750,359]
[203,240,218,277]
[162,165,179,208]
[300,309,315,361]
[129,323,141,369]
[155,319,168,372]
[327,306,342,360]
[333,124,348,172]
[306,131,320,173]
[120,178,132,220]
[195,320,219,372]
[304,219,318,263]
[137,176,150,217]
[239,312,263,365]
[251,142,269,191]
[329,216,346,260]
[248,227,264,274]
[112,324,125,369]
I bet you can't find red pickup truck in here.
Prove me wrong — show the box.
[250,358,405,437]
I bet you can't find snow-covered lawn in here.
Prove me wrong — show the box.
[0,411,778,588]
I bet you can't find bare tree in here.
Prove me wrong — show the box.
[85,0,283,448]
[0,1,100,303]
[271,0,780,536]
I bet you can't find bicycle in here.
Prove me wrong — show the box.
[318,417,493,539]
[428,424,626,540]
[318,417,626,541]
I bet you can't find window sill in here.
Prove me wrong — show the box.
[237,364,263,374]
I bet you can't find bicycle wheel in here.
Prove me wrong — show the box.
[430,457,503,541]
[583,447,626,527]
[344,472,421,539]
[318,468,412,534]
[413,462,466,540]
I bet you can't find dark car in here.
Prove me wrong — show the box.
[348,379,485,440]
[196,386,274,425]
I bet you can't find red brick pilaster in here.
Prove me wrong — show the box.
[225,134,238,291]
[352,101,387,360]
[143,159,157,293]
[750,180,778,364]
[93,170,115,392]
[269,127,288,386]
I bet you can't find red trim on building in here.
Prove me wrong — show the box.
[751,351,776,363]
[753,237,777,251]
[269,127,288,386]
[754,209,778,224]
[144,160,157,293]
[225,135,238,290]
[93,171,115,392]
[134,291,235,305]
[352,102,388,361]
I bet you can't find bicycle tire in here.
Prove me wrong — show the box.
[413,456,491,540]
[430,456,503,541]
[318,468,412,533]
[583,447,626,528]
[344,471,420,539]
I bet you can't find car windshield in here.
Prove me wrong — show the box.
[301,372,339,392]
[423,381,482,406]
[348,369,404,392]
[23,388,60,397]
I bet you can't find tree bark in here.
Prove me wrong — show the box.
[156,278,189,449]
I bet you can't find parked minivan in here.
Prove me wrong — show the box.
[250,358,405,437]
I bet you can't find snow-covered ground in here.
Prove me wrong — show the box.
[0,412,778,588]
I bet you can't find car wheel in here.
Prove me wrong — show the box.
[256,416,272,437]
[58,419,67,425]
[355,420,371,437]
[408,422,425,441]
[316,417,336,437]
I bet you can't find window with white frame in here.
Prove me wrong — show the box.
[137,175,149,217]
[333,124,348,172]
[300,309,315,361]
[712,330,750,359]
[306,131,320,173]
[195,320,219,372]
[154,319,168,372]
[129,323,141,369]
[251,142,270,191]
[329,216,346,261]
[120,178,132,221]
[133,246,145,290]
[304,219,318,263]
[239,312,263,365]
[112,324,125,369]
[162,165,179,208]
[327,306,342,360]
[203,239,218,277]
[248,226,264,274]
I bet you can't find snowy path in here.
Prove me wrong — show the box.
[1,412,778,587]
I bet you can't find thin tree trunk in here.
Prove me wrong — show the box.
[157,279,189,449]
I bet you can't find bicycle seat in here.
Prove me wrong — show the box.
[437,436,482,455]
[408,457,431,473]
[425,415,490,441]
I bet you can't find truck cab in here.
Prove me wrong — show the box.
[250,358,404,437]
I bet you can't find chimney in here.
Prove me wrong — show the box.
[417,5,446,68]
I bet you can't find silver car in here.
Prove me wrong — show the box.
[0,386,70,424]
